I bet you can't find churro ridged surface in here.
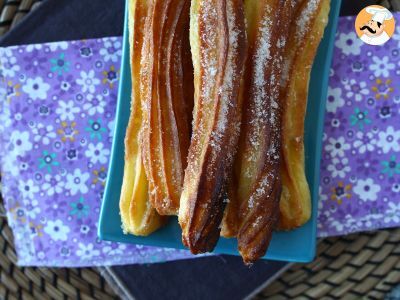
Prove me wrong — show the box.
[119,0,331,263]
[178,0,247,254]
[279,0,330,230]
[140,0,193,216]
[220,178,240,238]
[119,0,166,236]
[234,0,292,264]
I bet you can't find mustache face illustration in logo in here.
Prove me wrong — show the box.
[356,6,395,45]
[360,25,377,34]
[360,19,385,38]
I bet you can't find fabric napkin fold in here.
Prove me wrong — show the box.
[0,38,193,267]
[0,14,399,267]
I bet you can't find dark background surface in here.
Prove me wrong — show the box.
[0,0,125,46]
[0,0,382,299]
[111,256,289,300]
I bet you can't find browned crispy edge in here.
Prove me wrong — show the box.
[120,0,167,236]
[237,0,292,264]
[179,0,247,254]
[278,0,330,230]
[140,0,192,216]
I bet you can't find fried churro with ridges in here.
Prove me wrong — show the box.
[140,0,193,216]
[279,0,330,230]
[235,0,292,264]
[119,0,166,236]
[179,0,247,254]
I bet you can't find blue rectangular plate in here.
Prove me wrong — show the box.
[99,0,342,263]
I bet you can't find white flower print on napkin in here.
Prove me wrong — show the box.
[44,219,70,241]
[353,131,377,154]
[319,186,328,203]
[107,119,115,138]
[9,130,33,155]
[84,94,106,116]
[25,44,43,52]
[76,70,100,93]
[65,169,90,195]
[42,174,65,196]
[353,178,381,202]
[326,87,345,113]
[369,56,395,78]
[329,217,345,233]
[377,126,400,153]
[102,243,127,256]
[99,37,122,63]
[48,41,69,52]
[0,98,12,132]
[325,136,350,157]
[23,199,41,219]
[335,32,363,56]
[85,143,110,164]
[76,243,100,260]
[327,157,351,178]
[356,214,383,229]
[384,203,400,224]
[0,48,21,77]
[56,100,81,121]
[22,77,50,100]
[3,154,19,177]
[343,79,369,102]
[31,123,56,145]
[19,179,39,199]
[0,37,196,267]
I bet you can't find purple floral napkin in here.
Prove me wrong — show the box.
[317,16,400,237]
[0,38,194,267]
[0,14,399,267]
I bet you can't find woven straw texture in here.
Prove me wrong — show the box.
[1,1,400,299]
[0,0,42,36]
[259,229,400,299]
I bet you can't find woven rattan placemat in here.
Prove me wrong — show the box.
[259,229,400,299]
[1,0,400,299]
[0,0,42,36]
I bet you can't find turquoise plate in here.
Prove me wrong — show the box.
[99,0,342,263]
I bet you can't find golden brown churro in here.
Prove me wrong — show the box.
[178,0,247,254]
[279,0,330,230]
[119,0,166,236]
[220,179,240,238]
[234,0,292,264]
[140,0,193,216]
[120,0,330,263]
